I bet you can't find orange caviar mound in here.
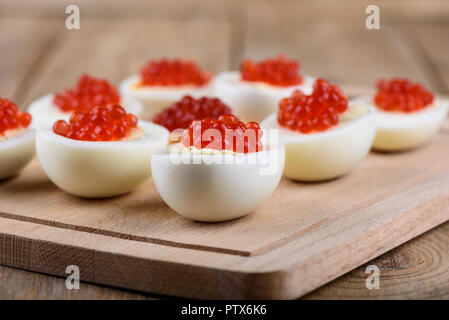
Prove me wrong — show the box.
[277,78,348,133]
[53,104,138,141]
[139,59,212,87]
[152,96,232,132]
[53,74,120,112]
[182,114,263,153]
[374,78,434,112]
[241,55,303,87]
[0,98,32,135]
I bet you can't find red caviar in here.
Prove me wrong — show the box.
[53,74,120,112]
[152,96,232,131]
[0,98,32,135]
[241,55,303,87]
[139,59,212,87]
[374,78,434,112]
[182,114,263,153]
[277,79,348,133]
[53,104,138,141]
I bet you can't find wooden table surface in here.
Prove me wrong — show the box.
[1,0,449,299]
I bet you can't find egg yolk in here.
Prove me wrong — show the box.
[181,114,263,153]
[53,104,139,141]
[240,55,303,87]
[374,78,434,112]
[277,78,348,133]
[0,98,32,137]
[139,59,212,87]
[53,74,121,113]
[152,96,232,132]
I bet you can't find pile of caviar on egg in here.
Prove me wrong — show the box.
[53,104,138,141]
[152,96,232,131]
[374,78,434,112]
[182,114,263,153]
[241,55,303,87]
[0,98,32,135]
[277,79,348,133]
[53,74,120,112]
[140,59,212,87]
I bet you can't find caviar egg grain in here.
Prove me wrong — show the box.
[352,96,449,151]
[36,121,168,198]
[28,94,142,129]
[120,59,214,119]
[214,71,314,123]
[151,146,284,222]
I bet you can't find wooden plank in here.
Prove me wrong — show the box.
[0,18,58,107]
[19,19,231,107]
[305,221,449,299]
[0,131,448,298]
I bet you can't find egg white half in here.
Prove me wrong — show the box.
[28,94,143,129]
[36,121,169,198]
[261,104,376,181]
[151,144,285,222]
[352,96,449,151]
[214,71,315,123]
[0,129,35,180]
[119,74,214,119]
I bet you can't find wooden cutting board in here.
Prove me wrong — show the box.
[0,123,448,299]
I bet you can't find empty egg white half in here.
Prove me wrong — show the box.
[352,96,449,151]
[28,94,143,129]
[0,129,35,180]
[36,121,169,198]
[214,71,315,123]
[119,74,214,120]
[151,144,285,222]
[261,104,376,181]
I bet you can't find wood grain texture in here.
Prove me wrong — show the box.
[0,130,448,298]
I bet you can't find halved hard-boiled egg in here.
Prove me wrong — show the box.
[352,78,449,151]
[36,105,168,198]
[120,58,214,119]
[152,115,284,222]
[215,55,314,123]
[28,74,142,129]
[0,98,35,180]
[261,79,376,182]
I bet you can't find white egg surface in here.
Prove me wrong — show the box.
[151,144,285,222]
[214,71,314,123]
[119,74,214,119]
[36,121,168,198]
[351,96,449,151]
[28,94,143,129]
[0,129,35,180]
[261,104,376,181]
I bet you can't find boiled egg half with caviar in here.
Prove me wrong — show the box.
[214,55,314,123]
[120,58,214,119]
[261,79,375,182]
[352,78,449,151]
[151,114,285,222]
[0,98,35,180]
[36,105,168,198]
[28,74,142,129]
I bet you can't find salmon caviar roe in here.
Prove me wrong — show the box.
[152,96,232,132]
[53,74,120,112]
[374,78,434,112]
[182,114,263,153]
[139,59,212,87]
[277,79,348,133]
[241,55,303,87]
[53,104,138,141]
[0,98,32,135]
